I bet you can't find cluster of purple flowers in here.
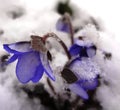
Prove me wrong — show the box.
[3,13,100,100]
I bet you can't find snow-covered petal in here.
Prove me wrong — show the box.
[7,54,18,64]
[31,64,44,83]
[69,83,88,99]
[69,44,82,56]
[16,52,41,83]
[70,58,100,80]
[86,46,96,58]
[56,18,70,33]
[77,79,98,90]
[3,42,32,54]
[40,52,55,81]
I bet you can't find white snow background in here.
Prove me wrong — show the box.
[0,0,120,110]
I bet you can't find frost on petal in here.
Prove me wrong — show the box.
[31,64,44,83]
[70,58,101,80]
[86,45,96,58]
[69,44,82,56]
[16,52,41,83]
[69,83,88,99]
[7,54,18,64]
[3,42,32,54]
[56,18,70,33]
[40,52,55,81]
[77,79,98,90]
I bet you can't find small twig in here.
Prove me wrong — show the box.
[47,77,56,95]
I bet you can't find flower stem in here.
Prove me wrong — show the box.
[47,77,56,95]
[43,32,71,60]
[64,13,74,45]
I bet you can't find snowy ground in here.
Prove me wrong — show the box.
[0,0,120,110]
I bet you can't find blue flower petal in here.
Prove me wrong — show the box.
[73,39,96,58]
[86,46,96,58]
[4,44,15,53]
[56,18,70,33]
[77,79,98,90]
[16,51,41,83]
[69,83,88,99]
[7,54,19,64]
[3,42,32,54]
[31,64,44,83]
[40,52,55,81]
[69,44,82,56]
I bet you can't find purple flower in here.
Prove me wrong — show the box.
[56,17,70,33]
[3,37,55,84]
[69,39,96,58]
[61,57,100,99]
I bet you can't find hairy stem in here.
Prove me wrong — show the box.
[64,13,74,45]
[43,32,71,60]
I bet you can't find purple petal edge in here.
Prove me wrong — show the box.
[7,54,18,64]
[3,44,17,53]
[40,52,55,81]
[3,41,32,54]
[69,83,88,99]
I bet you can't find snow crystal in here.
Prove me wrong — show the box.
[70,58,101,80]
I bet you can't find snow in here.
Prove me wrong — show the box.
[0,0,120,110]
